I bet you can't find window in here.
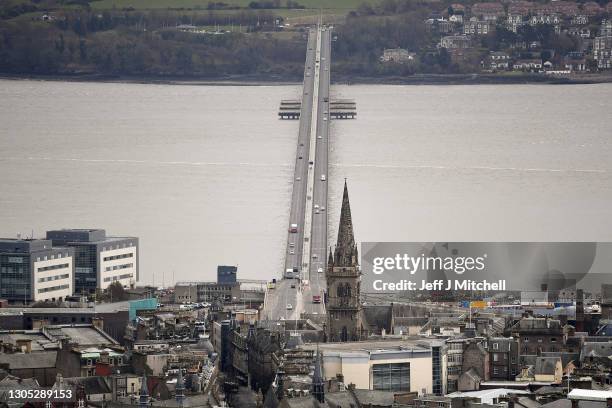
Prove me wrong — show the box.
[493,343,499,350]
[373,363,410,392]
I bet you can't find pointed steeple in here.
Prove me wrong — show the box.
[276,363,285,402]
[312,345,325,403]
[175,366,185,406]
[139,373,149,408]
[328,247,334,266]
[334,180,358,267]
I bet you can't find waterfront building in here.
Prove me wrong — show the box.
[0,238,74,303]
[46,229,138,294]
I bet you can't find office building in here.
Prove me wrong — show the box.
[46,229,138,294]
[303,340,433,394]
[217,265,237,284]
[0,238,74,303]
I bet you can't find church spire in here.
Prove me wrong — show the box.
[312,345,325,403]
[139,372,149,408]
[334,180,357,267]
[175,366,185,406]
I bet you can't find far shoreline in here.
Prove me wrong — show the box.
[2,72,612,86]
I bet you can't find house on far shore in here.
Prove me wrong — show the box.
[380,48,416,63]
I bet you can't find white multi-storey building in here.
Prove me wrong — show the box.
[0,238,74,303]
[46,229,138,294]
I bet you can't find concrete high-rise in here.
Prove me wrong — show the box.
[0,238,74,303]
[46,229,138,294]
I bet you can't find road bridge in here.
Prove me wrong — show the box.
[263,25,332,322]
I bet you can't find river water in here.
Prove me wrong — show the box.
[1,79,611,284]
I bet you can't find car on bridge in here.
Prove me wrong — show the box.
[321,174,326,181]
[286,303,293,310]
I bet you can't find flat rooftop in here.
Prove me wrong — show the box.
[0,238,53,252]
[46,229,136,244]
[0,300,134,316]
[301,339,431,355]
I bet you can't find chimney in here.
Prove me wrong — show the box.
[16,339,32,353]
[99,350,110,364]
[32,319,49,329]
[92,317,104,331]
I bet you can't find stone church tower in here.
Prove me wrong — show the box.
[326,180,364,342]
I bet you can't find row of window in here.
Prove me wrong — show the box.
[37,284,70,294]
[36,253,70,262]
[0,267,27,275]
[37,263,70,272]
[103,252,134,262]
[38,273,70,283]
[373,363,410,392]
[198,287,233,292]
[103,273,133,282]
[82,357,123,366]
[102,242,135,252]
[523,337,556,342]
[104,263,134,272]
[492,366,518,376]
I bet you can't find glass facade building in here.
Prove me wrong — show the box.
[372,362,411,391]
[46,229,138,294]
[0,239,74,303]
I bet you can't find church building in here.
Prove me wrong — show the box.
[326,180,365,342]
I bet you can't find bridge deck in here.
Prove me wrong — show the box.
[263,26,332,322]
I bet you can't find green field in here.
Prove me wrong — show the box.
[90,0,364,11]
